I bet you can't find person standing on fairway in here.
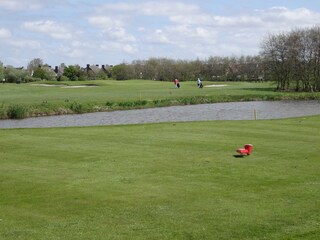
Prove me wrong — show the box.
[174,78,180,88]
[197,78,203,88]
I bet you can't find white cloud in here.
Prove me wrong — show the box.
[147,29,171,44]
[71,40,91,49]
[106,27,136,42]
[22,20,73,40]
[88,16,124,28]
[96,1,199,16]
[122,44,137,54]
[169,14,212,25]
[97,2,135,13]
[88,16,135,42]
[89,2,198,49]
[195,27,216,39]
[2,1,320,67]
[59,46,84,58]
[167,6,320,30]
[8,39,41,49]
[0,28,11,38]
[139,2,200,16]
[147,25,218,47]
[100,41,137,54]
[0,0,42,11]
[256,7,320,30]
[138,27,146,32]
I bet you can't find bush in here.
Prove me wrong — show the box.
[116,100,147,108]
[105,101,115,107]
[0,104,7,119]
[57,75,69,81]
[24,76,42,83]
[7,104,28,119]
[117,101,134,108]
[69,102,85,113]
[132,100,147,107]
[152,99,172,106]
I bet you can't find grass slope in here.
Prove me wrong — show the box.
[0,116,319,239]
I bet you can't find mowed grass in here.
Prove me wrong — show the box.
[1,80,319,105]
[0,80,274,105]
[1,80,320,119]
[0,116,319,239]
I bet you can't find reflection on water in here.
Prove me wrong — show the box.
[0,100,319,129]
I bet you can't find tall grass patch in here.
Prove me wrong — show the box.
[6,104,28,119]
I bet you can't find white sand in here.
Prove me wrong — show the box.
[204,84,228,88]
[32,84,96,88]
[61,86,97,88]
[31,84,59,87]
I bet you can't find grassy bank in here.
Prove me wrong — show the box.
[0,116,319,239]
[0,80,319,119]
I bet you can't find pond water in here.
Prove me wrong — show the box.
[0,100,319,129]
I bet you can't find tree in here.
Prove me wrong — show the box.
[27,58,44,75]
[205,56,227,81]
[3,66,28,83]
[261,33,292,90]
[63,65,85,81]
[261,26,320,92]
[31,66,56,81]
[144,58,159,80]
[309,26,320,91]
[0,65,4,81]
[111,63,134,80]
[32,67,47,79]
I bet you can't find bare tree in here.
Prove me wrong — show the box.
[27,58,44,76]
[261,33,292,90]
[261,26,320,92]
[309,26,320,91]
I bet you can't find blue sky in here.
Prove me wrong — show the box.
[0,0,319,67]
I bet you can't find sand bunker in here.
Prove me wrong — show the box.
[61,85,97,88]
[204,84,228,88]
[32,84,97,88]
[31,84,59,87]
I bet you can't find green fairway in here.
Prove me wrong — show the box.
[1,80,319,119]
[1,80,270,104]
[0,116,319,239]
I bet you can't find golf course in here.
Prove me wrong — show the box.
[0,80,319,239]
[0,80,319,119]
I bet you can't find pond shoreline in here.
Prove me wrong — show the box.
[0,100,319,129]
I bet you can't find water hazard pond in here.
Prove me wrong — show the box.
[0,100,319,129]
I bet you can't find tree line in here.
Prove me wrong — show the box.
[111,56,265,82]
[1,25,319,92]
[261,26,320,92]
[0,56,265,83]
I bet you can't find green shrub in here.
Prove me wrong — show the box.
[58,75,69,81]
[118,101,134,108]
[7,104,28,119]
[152,99,172,106]
[0,104,7,119]
[113,100,147,109]
[105,101,115,107]
[69,102,85,114]
[132,100,147,106]
[24,76,41,83]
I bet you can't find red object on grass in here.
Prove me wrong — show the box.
[236,144,253,155]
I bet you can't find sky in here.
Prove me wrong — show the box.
[0,0,320,67]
